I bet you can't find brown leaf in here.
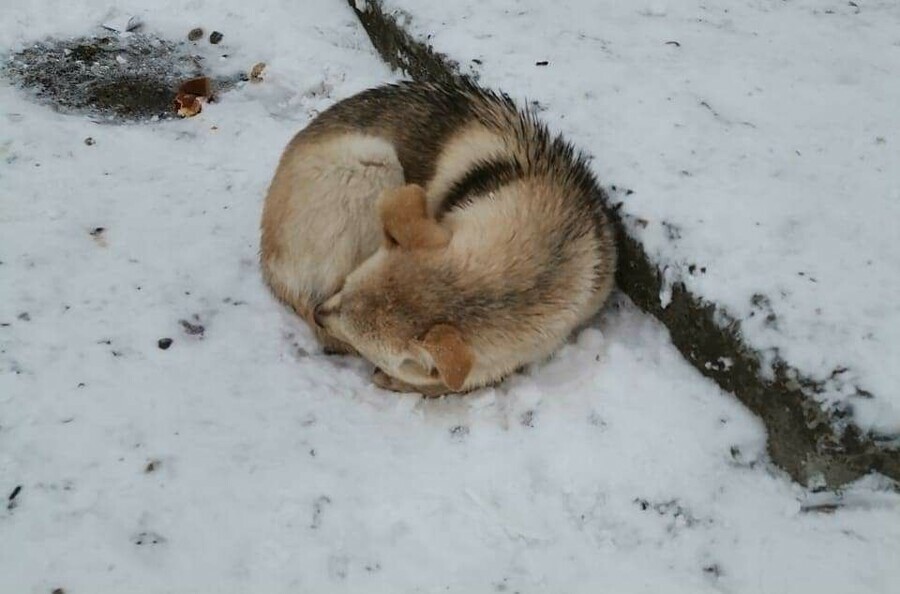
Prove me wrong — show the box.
[178,76,212,99]
[250,62,267,83]
[174,92,203,118]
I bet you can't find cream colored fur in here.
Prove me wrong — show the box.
[260,133,403,348]
[423,124,509,212]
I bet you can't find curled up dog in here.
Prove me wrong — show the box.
[260,80,616,396]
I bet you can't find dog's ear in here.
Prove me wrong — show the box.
[412,324,473,391]
[378,184,451,249]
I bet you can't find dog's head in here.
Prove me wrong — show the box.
[315,184,473,393]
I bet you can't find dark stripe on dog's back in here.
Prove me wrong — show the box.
[436,158,524,220]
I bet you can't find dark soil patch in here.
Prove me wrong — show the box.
[4,31,241,121]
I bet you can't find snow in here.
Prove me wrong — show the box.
[1,0,899,592]
[378,0,900,435]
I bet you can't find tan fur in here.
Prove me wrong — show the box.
[378,184,451,249]
[261,81,616,392]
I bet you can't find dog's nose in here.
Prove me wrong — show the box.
[313,304,326,328]
[314,294,342,328]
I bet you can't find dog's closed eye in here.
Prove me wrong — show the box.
[398,358,432,380]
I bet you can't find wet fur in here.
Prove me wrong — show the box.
[260,80,616,392]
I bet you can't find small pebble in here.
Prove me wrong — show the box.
[157,337,173,350]
[84,136,95,146]
[7,485,22,510]
[209,31,224,44]
[188,27,204,41]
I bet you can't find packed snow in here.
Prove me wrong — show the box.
[381,0,900,435]
[1,1,899,592]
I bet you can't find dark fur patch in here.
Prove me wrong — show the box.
[436,157,524,220]
[299,80,517,187]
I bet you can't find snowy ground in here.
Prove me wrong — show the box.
[381,0,900,436]
[2,1,899,592]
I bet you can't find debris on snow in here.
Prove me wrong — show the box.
[249,62,267,83]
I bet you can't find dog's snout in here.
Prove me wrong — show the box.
[313,303,326,328]
[313,297,341,328]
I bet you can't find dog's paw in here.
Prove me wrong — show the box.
[371,368,454,398]
[317,329,357,356]
[372,368,402,391]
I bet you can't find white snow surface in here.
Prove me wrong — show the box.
[2,1,900,592]
[380,0,900,435]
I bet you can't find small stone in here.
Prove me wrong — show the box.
[145,459,161,473]
[703,564,722,578]
[7,485,22,510]
[84,136,95,146]
[157,337,173,350]
[187,27,204,41]
[209,31,224,44]
[90,226,107,247]
[52,589,66,594]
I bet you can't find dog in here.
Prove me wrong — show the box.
[260,80,616,395]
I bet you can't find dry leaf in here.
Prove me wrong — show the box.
[174,93,203,118]
[250,62,267,83]
[178,76,212,99]
[173,76,213,118]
